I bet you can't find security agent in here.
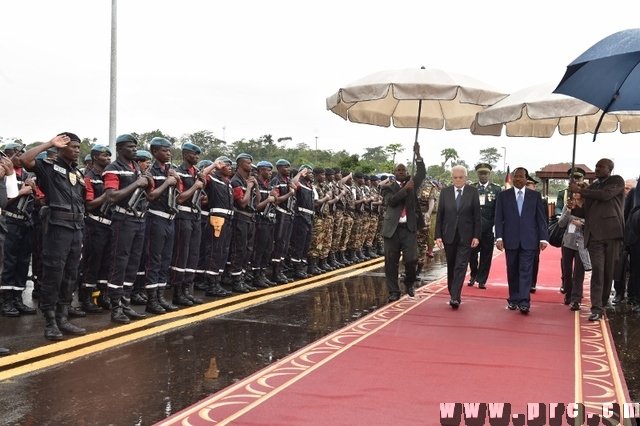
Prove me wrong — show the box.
[468,163,502,289]
[526,174,547,293]
[289,165,314,279]
[20,133,87,340]
[251,161,278,287]
[130,149,153,305]
[194,159,213,291]
[102,134,152,324]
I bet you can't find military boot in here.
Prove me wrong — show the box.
[157,287,179,312]
[31,277,40,300]
[306,258,318,276]
[260,269,275,287]
[183,284,203,304]
[1,291,20,317]
[79,287,102,313]
[319,258,334,272]
[172,285,193,307]
[293,262,308,279]
[43,310,63,340]
[130,287,147,305]
[145,290,166,315]
[55,305,87,336]
[252,271,270,288]
[111,298,131,323]
[272,264,289,285]
[231,276,251,293]
[346,249,359,263]
[205,275,232,297]
[97,288,112,310]
[122,296,147,320]
[357,249,369,260]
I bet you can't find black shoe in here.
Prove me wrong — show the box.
[44,312,64,341]
[194,281,208,291]
[449,300,460,309]
[388,293,400,302]
[478,283,486,290]
[519,306,530,315]
[611,295,624,305]
[559,286,566,294]
[184,286,204,304]
[97,291,112,310]
[467,278,475,287]
[530,286,536,293]
[231,283,251,293]
[130,292,147,305]
[405,284,415,297]
[68,306,87,318]
[172,291,194,307]
[111,305,132,324]
[570,302,581,311]
[244,283,258,292]
[206,282,232,297]
[12,293,37,315]
[1,300,20,317]
[157,289,179,312]
[507,302,518,311]
[55,306,87,335]
[122,298,147,320]
[563,296,571,305]
[588,313,603,321]
[0,347,9,356]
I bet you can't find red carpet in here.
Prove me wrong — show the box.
[158,247,633,426]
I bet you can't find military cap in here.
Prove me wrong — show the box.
[84,154,92,162]
[57,132,81,142]
[3,142,23,151]
[363,175,370,181]
[91,144,112,155]
[256,160,273,169]
[567,167,586,178]
[526,173,539,185]
[136,150,152,160]
[149,137,171,148]
[312,167,325,174]
[215,156,232,165]
[198,159,213,168]
[333,167,341,174]
[231,161,237,169]
[299,164,312,172]
[324,168,334,176]
[116,134,138,145]
[354,171,365,179]
[181,142,202,154]
[475,163,492,173]
[36,152,47,160]
[275,159,290,167]
[236,153,253,163]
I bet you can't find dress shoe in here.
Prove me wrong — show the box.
[559,286,566,294]
[563,296,570,305]
[530,286,536,293]
[518,306,530,314]
[467,278,475,287]
[0,347,9,356]
[405,284,415,297]
[588,313,603,321]
[507,302,517,310]
[449,300,460,309]
[478,283,486,290]
[611,295,624,305]
[633,304,640,313]
[388,293,400,302]
[570,302,581,311]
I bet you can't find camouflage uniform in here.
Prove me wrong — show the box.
[330,180,347,264]
[416,179,437,267]
[320,181,335,262]
[347,182,365,253]
[308,181,328,260]
[364,183,380,253]
[339,182,355,253]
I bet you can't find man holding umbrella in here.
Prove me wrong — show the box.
[380,142,425,302]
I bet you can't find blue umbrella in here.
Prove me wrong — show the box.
[554,28,640,139]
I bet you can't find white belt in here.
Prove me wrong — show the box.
[200,210,209,217]
[276,207,293,216]
[114,205,145,217]
[4,211,28,220]
[87,214,112,226]
[178,205,199,213]
[148,209,176,220]
[298,207,314,215]
[210,208,234,216]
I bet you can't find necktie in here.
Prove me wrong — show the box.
[479,185,485,195]
[456,189,462,211]
[517,190,523,215]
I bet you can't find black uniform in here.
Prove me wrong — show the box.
[290,178,315,267]
[270,174,295,265]
[204,170,234,277]
[469,181,501,286]
[229,173,257,282]
[251,177,276,271]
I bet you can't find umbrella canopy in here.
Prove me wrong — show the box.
[326,67,508,131]
[554,29,640,114]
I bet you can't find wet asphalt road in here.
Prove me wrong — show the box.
[0,251,638,425]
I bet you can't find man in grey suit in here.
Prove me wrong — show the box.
[435,166,481,309]
[569,158,625,321]
[380,143,425,302]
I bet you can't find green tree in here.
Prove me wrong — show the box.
[478,147,501,169]
[440,148,459,169]
[361,146,388,164]
[385,143,404,164]
[181,130,227,160]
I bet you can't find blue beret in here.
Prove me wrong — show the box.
[3,142,22,151]
[36,152,47,160]
[256,161,273,169]
[299,164,312,172]
[275,159,290,167]
[182,143,202,154]
[116,134,138,145]
[149,137,171,148]
[47,147,58,153]
[198,159,213,168]
[236,153,253,162]
[91,144,112,155]
[215,156,232,165]
[136,150,152,160]
[231,162,237,169]
[84,154,92,162]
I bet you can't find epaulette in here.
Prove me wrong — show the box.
[43,158,54,164]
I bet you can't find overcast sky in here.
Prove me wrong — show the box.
[1,1,639,180]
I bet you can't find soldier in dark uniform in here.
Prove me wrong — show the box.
[81,144,113,313]
[194,159,213,291]
[468,163,501,289]
[251,161,278,287]
[0,152,19,354]
[102,134,152,324]
[169,143,206,306]
[1,143,38,317]
[270,159,300,284]
[130,149,153,305]
[289,165,313,279]
[20,133,87,340]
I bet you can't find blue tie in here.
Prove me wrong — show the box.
[517,190,523,215]
[456,189,462,211]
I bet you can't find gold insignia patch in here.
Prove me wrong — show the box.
[69,172,77,185]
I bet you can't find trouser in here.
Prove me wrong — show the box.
[252,218,275,269]
[82,219,112,291]
[31,219,43,283]
[320,215,334,259]
[229,216,255,276]
[629,241,640,305]
[271,211,294,263]
[340,214,354,251]
[443,229,472,302]
[383,225,418,296]
[588,237,623,315]
[206,215,232,276]
[107,219,145,300]
[469,230,494,284]
[428,213,437,250]
[308,216,326,258]
[331,210,345,253]
[561,246,585,303]
[143,215,175,291]
[364,214,378,248]
[416,225,429,266]
[290,216,313,262]
[196,214,211,279]
[347,214,363,250]
[40,224,83,311]
[613,248,630,298]
[505,247,536,308]
[170,218,201,287]
[1,222,33,291]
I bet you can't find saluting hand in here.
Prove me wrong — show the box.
[50,134,71,149]
[0,157,13,177]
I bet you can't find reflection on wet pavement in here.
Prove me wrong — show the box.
[607,303,640,401]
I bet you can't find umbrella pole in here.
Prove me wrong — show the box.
[570,116,577,182]
[412,99,423,176]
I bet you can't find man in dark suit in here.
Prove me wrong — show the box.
[380,143,425,302]
[468,163,501,289]
[435,165,481,309]
[569,159,624,321]
[495,167,549,314]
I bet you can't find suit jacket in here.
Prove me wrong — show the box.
[380,159,426,238]
[623,187,638,245]
[434,184,481,244]
[495,187,548,251]
[581,174,625,246]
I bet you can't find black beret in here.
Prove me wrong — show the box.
[370,175,379,181]
[354,171,365,179]
[324,168,334,175]
[58,132,81,142]
[333,167,341,174]
[313,167,325,174]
